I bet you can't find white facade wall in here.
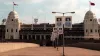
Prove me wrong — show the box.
[84,10,99,39]
[5,11,20,39]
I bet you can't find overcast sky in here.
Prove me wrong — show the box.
[0,0,100,24]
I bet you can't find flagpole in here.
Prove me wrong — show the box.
[89,1,91,11]
[13,2,14,11]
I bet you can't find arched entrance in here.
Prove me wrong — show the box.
[10,35,13,39]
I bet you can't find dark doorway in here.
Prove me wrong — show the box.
[32,35,35,40]
[10,35,13,39]
[20,35,22,40]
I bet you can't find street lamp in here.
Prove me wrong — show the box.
[52,12,75,16]
[52,11,75,56]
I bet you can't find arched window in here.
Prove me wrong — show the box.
[86,29,88,32]
[12,19,13,21]
[7,29,8,32]
[11,29,13,32]
[90,29,92,33]
[90,19,92,21]
[16,29,17,32]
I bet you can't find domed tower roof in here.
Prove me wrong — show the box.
[8,11,19,19]
[85,10,93,15]
[84,10,96,19]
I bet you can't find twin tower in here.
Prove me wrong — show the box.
[84,10,99,39]
[5,11,20,39]
[5,10,100,39]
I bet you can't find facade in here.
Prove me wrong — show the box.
[0,10,100,41]
[19,23,54,41]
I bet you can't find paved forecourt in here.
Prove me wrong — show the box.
[0,43,100,56]
[0,42,39,53]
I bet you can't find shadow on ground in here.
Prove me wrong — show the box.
[66,42,100,51]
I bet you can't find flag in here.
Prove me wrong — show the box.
[13,2,18,6]
[90,1,95,6]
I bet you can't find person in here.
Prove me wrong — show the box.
[57,47,58,51]
[43,39,46,46]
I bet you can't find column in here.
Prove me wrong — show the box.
[22,35,23,40]
[35,35,36,40]
[44,35,46,40]
[43,35,46,46]
[31,35,32,39]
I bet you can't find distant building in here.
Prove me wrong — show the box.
[0,10,100,41]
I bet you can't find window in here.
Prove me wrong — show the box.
[12,19,13,21]
[7,29,8,32]
[57,18,62,21]
[90,29,92,33]
[86,29,88,32]
[11,29,13,32]
[90,19,92,21]
[16,29,17,32]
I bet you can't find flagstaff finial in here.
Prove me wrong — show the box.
[13,2,14,11]
[89,1,95,11]
[13,2,18,11]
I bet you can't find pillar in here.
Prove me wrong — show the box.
[31,35,32,39]
[22,35,23,40]
[35,35,36,40]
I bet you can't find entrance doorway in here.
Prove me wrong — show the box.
[10,35,13,39]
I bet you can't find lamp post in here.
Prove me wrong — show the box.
[56,28,59,50]
[52,11,75,56]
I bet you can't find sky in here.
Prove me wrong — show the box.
[0,0,100,24]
